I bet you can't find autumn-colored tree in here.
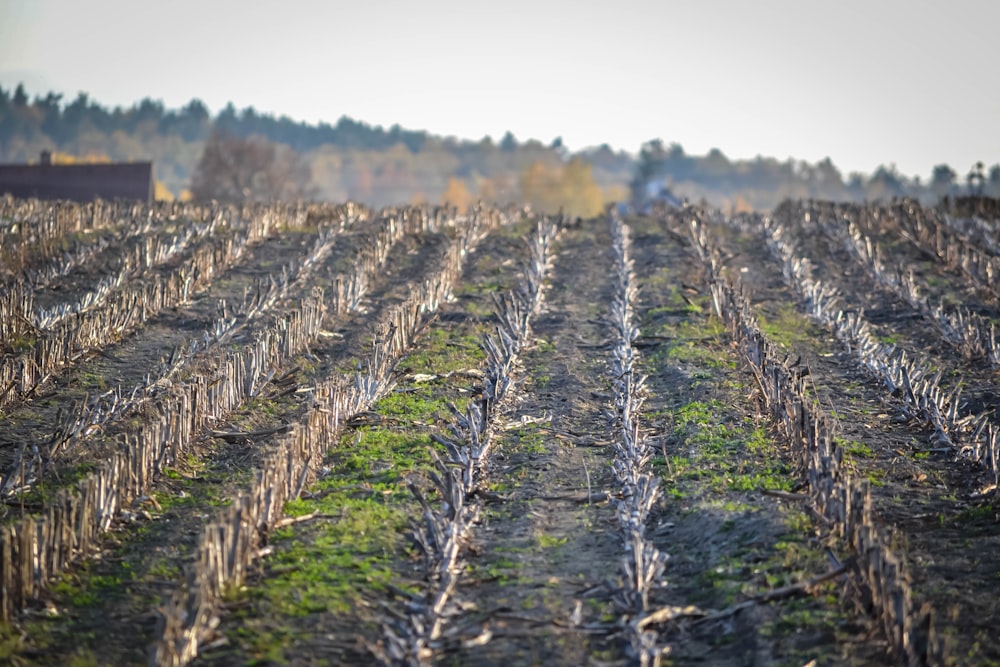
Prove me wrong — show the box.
[723,194,754,214]
[190,129,312,203]
[519,160,561,212]
[560,157,604,217]
[603,183,629,204]
[441,176,474,211]
[154,180,174,201]
[518,158,605,217]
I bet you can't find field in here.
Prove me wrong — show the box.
[0,195,998,666]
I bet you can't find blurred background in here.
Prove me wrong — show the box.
[1,0,998,212]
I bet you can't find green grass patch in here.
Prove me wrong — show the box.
[665,339,733,369]
[262,498,405,616]
[404,326,484,375]
[505,424,547,455]
[5,334,36,354]
[537,534,568,549]
[757,302,816,351]
[837,438,874,460]
[249,427,433,620]
[665,400,793,493]
[337,429,435,481]
[376,388,449,422]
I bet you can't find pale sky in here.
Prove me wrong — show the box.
[1,0,998,181]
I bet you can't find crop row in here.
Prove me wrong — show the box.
[0,205,277,411]
[757,212,1000,487]
[606,215,669,666]
[152,205,513,666]
[0,207,358,499]
[674,209,944,665]
[0,196,151,278]
[0,202,324,353]
[0,204,498,623]
[371,216,560,665]
[806,200,1000,296]
[833,216,999,363]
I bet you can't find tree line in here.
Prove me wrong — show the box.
[2,83,997,213]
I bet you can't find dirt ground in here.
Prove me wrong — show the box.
[194,216,886,666]
[1,203,998,666]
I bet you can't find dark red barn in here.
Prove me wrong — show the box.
[0,151,153,204]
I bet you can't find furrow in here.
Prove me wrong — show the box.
[0,204,280,411]
[673,208,944,666]
[372,216,560,665]
[0,206,364,497]
[151,207,509,666]
[439,217,624,666]
[0,197,139,280]
[0,205,470,622]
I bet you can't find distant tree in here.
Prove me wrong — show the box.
[867,165,906,200]
[12,84,28,107]
[967,161,986,196]
[441,176,474,211]
[500,131,517,152]
[629,139,667,204]
[519,160,561,212]
[190,129,312,203]
[215,103,238,131]
[34,91,63,139]
[845,172,866,199]
[701,148,731,182]
[352,164,374,201]
[812,157,847,199]
[61,92,96,141]
[987,164,1000,197]
[134,98,165,127]
[930,164,957,200]
[161,99,211,142]
[477,177,497,202]
[369,148,422,206]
